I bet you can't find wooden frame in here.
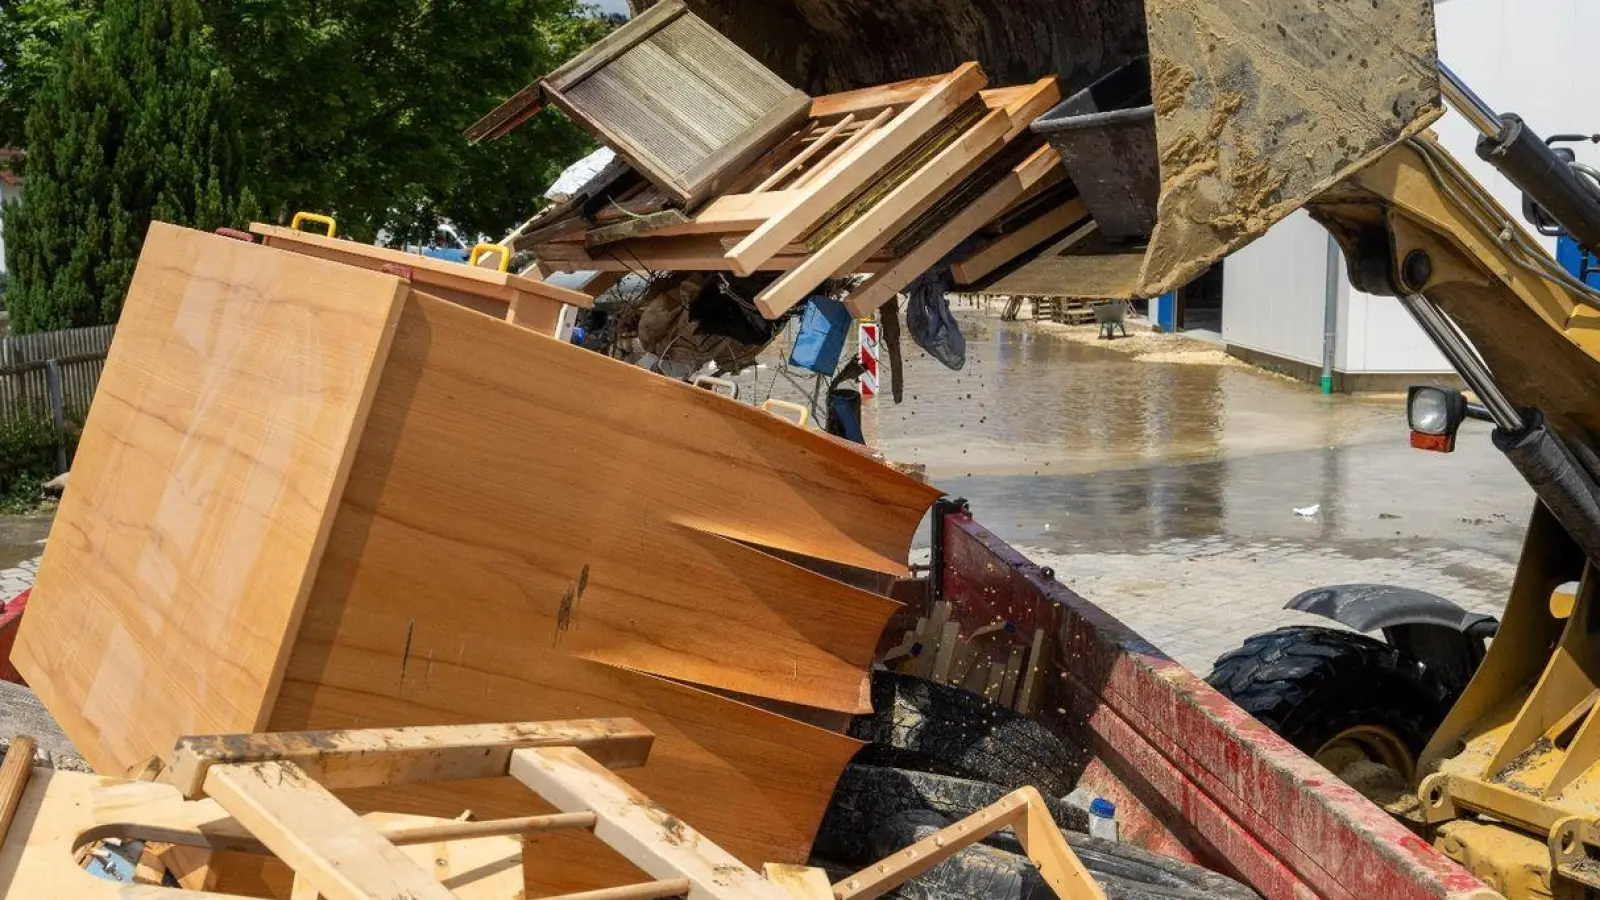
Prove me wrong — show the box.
[536,1,810,208]
[752,76,1061,317]
[844,144,1068,315]
[0,720,1105,900]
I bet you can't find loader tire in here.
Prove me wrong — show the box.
[850,671,1078,796]
[1206,626,1453,776]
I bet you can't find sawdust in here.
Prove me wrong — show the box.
[1149,56,1195,119]
[1028,319,1245,368]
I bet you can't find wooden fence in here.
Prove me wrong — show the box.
[0,325,116,444]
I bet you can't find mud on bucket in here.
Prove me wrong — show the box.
[1030,56,1158,245]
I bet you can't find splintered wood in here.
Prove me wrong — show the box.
[14,224,940,887]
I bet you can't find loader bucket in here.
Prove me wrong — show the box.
[679,0,1444,297]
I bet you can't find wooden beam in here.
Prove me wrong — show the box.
[0,736,35,848]
[952,195,1089,285]
[786,108,894,192]
[844,145,1064,315]
[809,73,953,120]
[754,108,1010,318]
[725,63,987,277]
[1011,787,1110,900]
[170,718,654,798]
[604,191,800,241]
[511,746,794,900]
[204,760,457,900]
[763,864,833,900]
[551,235,890,274]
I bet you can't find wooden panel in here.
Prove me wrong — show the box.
[13,224,408,776]
[724,63,987,276]
[291,294,927,712]
[539,0,810,206]
[267,292,933,875]
[251,224,594,309]
[845,145,1064,314]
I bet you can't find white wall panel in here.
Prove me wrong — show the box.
[1221,210,1330,367]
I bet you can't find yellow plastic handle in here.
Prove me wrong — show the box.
[692,375,739,399]
[761,399,811,428]
[469,243,511,272]
[289,212,337,237]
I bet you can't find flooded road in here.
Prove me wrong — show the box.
[868,309,1531,670]
[0,514,50,572]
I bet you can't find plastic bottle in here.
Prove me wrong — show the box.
[1088,797,1118,842]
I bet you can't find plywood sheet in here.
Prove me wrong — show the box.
[12,223,408,775]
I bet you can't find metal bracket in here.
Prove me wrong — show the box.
[927,497,970,603]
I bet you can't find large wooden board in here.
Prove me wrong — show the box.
[13,224,408,776]
[288,293,933,713]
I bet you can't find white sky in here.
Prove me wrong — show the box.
[591,0,630,14]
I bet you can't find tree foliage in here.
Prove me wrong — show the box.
[202,0,613,242]
[2,0,258,332]
[0,0,95,148]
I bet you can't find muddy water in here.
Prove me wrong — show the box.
[0,514,51,571]
[872,312,1531,563]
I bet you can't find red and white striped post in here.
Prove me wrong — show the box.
[858,319,880,398]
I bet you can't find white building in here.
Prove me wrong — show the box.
[1219,0,1599,390]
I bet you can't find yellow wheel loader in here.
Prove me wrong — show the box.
[675,1,1600,896]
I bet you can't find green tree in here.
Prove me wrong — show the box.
[202,1,614,243]
[2,0,258,333]
[0,0,95,148]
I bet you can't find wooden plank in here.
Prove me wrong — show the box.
[844,145,1062,315]
[12,223,410,776]
[604,191,800,241]
[998,646,1024,708]
[763,864,833,900]
[754,107,1010,318]
[755,115,855,193]
[169,718,655,798]
[554,235,891,274]
[1012,787,1110,900]
[725,63,987,276]
[808,73,952,120]
[787,108,894,191]
[952,195,1089,285]
[204,760,457,900]
[252,223,594,309]
[833,790,1030,900]
[1014,628,1047,715]
[511,746,793,900]
[0,736,34,848]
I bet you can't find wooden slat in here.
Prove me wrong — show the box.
[808,73,954,120]
[511,746,794,900]
[754,108,1010,318]
[549,234,891,274]
[169,718,655,798]
[725,63,987,276]
[755,115,855,192]
[13,224,410,776]
[543,0,687,93]
[787,108,894,191]
[844,144,1063,314]
[599,191,800,241]
[952,195,1089,285]
[204,761,456,900]
[0,736,35,848]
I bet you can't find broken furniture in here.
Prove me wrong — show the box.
[13,223,940,894]
[0,718,1106,899]
[469,2,1104,323]
[249,220,595,336]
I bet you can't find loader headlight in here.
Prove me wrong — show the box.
[1408,386,1467,452]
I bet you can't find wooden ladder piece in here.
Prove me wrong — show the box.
[205,759,459,900]
[511,745,794,900]
[832,786,1108,900]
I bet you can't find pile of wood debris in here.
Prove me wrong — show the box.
[467,0,1095,334]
